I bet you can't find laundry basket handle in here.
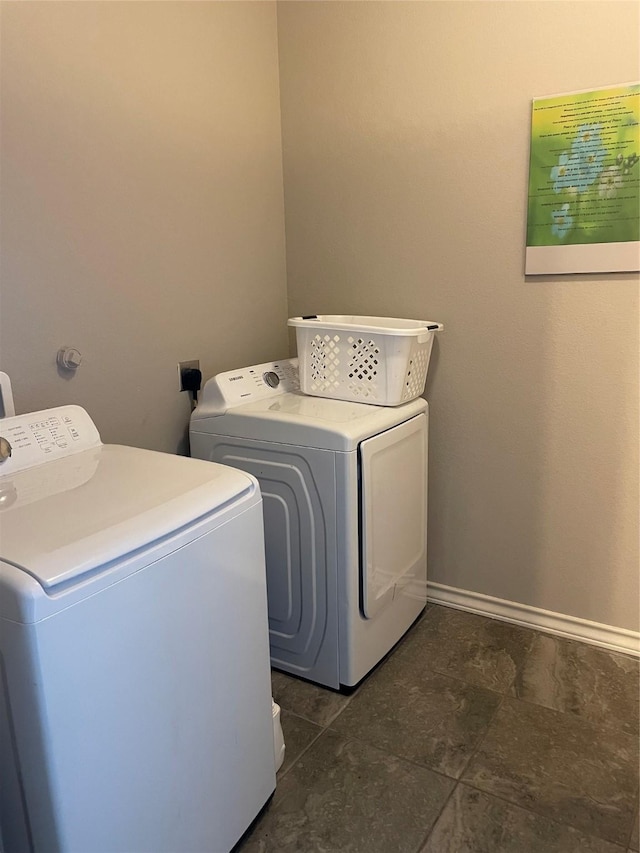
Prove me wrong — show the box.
[417,322,444,344]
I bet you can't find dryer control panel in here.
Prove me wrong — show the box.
[194,359,300,416]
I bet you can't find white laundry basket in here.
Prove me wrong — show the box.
[289,315,443,406]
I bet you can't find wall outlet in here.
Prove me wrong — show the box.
[178,360,200,392]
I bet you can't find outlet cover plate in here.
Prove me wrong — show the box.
[178,360,200,392]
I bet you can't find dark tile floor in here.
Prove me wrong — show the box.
[235,604,640,853]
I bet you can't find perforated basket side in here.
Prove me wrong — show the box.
[345,334,383,402]
[308,332,341,393]
[401,337,434,402]
[295,320,438,405]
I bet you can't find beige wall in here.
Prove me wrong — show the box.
[1,1,638,633]
[0,1,289,454]
[277,1,640,630]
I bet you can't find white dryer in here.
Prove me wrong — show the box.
[0,405,275,853]
[190,359,429,690]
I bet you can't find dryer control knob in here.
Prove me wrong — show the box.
[0,436,12,463]
[263,371,280,389]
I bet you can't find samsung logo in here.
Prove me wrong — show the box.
[229,375,244,382]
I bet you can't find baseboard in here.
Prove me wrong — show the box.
[427,582,640,658]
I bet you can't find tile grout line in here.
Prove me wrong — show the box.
[407,620,541,851]
[317,638,537,782]
[459,776,633,850]
[321,689,360,727]
[272,672,363,726]
[455,690,639,849]
[271,614,639,850]
[508,632,640,737]
[274,690,362,784]
[504,690,640,738]
[235,727,327,849]
[276,704,341,729]
[451,635,546,783]
[424,661,637,851]
[623,779,640,851]
[320,722,462,785]
[451,682,510,782]
[275,724,327,783]
[412,779,461,853]
[274,717,462,853]
[385,626,539,696]
[273,715,635,853]
[270,725,464,853]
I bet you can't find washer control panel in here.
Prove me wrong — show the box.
[195,359,300,416]
[0,405,102,476]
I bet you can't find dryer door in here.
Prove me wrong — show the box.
[360,414,427,619]
[201,438,341,689]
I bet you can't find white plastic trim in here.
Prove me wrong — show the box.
[0,371,15,417]
[427,582,640,658]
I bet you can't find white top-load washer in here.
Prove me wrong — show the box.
[190,358,429,689]
[0,405,275,853]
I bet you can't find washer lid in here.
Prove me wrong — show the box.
[0,444,256,589]
[191,391,427,451]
